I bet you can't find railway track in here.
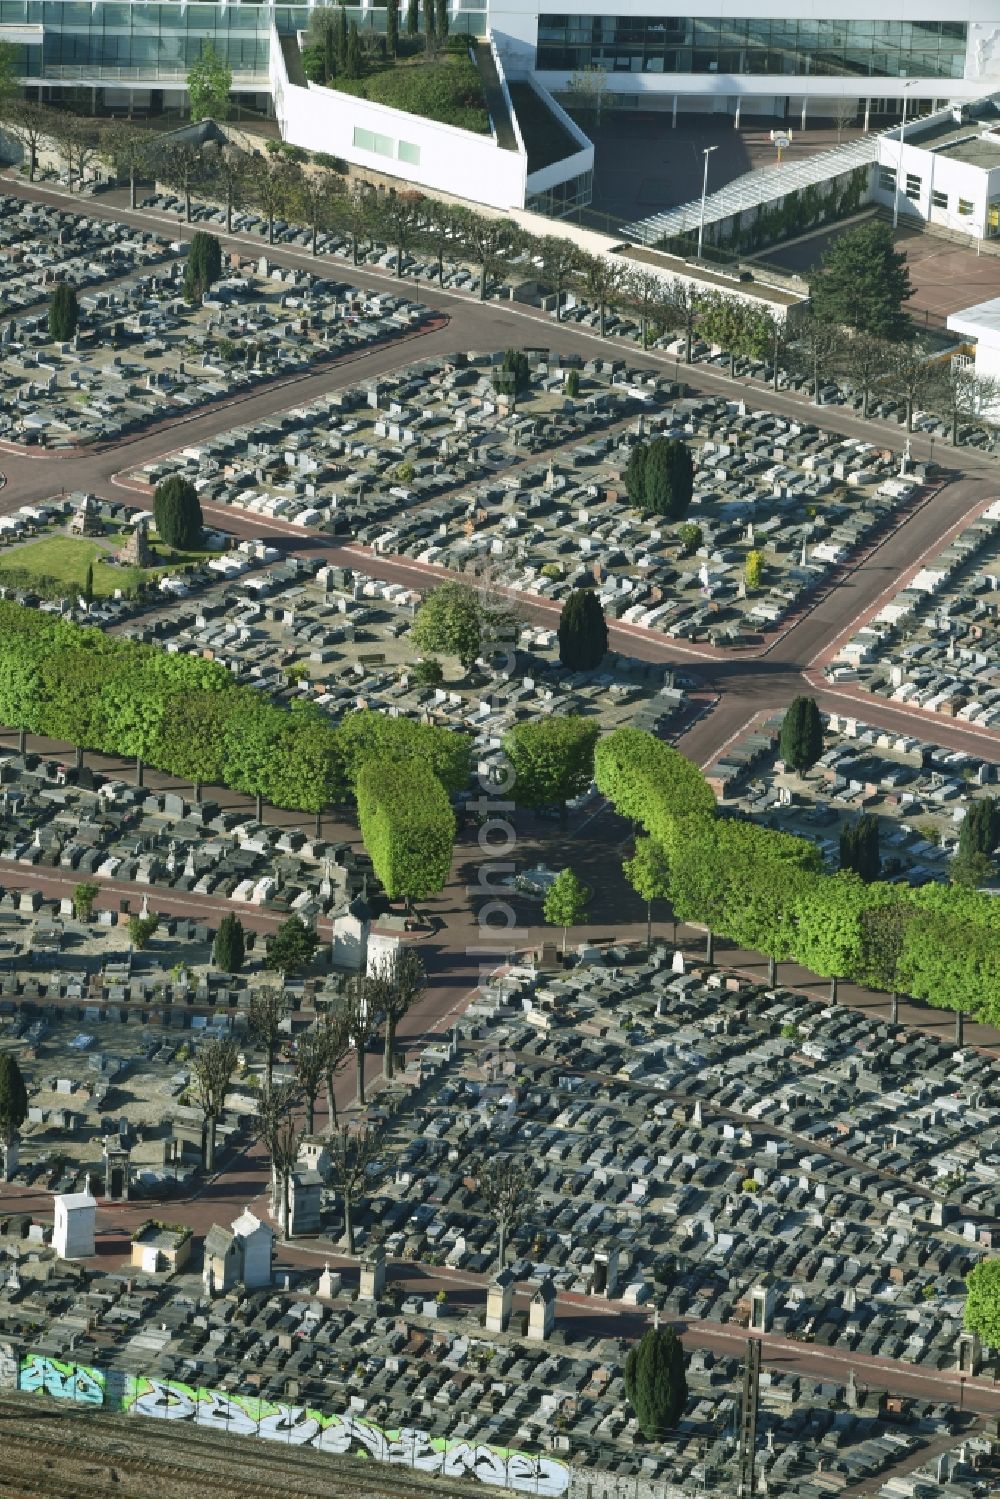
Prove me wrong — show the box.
[0,1393,504,1499]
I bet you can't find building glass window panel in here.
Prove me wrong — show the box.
[958,198,974,216]
[932,189,948,209]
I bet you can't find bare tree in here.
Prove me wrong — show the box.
[625,268,663,350]
[291,164,343,256]
[886,341,933,433]
[842,330,891,420]
[203,139,249,233]
[156,138,204,222]
[663,281,703,365]
[344,980,376,1106]
[833,98,857,143]
[580,254,629,339]
[418,198,461,286]
[293,1025,327,1135]
[253,1079,301,1239]
[456,210,521,302]
[540,235,581,323]
[320,1007,351,1135]
[797,314,843,404]
[472,1153,534,1270]
[366,949,426,1081]
[931,363,1000,446]
[100,121,153,210]
[5,102,56,183]
[248,153,296,245]
[190,1035,239,1173]
[50,113,100,193]
[248,984,288,1094]
[382,189,424,278]
[328,1122,383,1255]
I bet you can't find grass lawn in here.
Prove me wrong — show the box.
[0,533,219,599]
[331,52,490,134]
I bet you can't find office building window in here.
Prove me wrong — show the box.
[958,198,974,216]
[905,173,921,200]
[397,140,420,165]
[932,189,948,209]
[879,167,896,191]
[354,126,394,157]
[536,15,967,81]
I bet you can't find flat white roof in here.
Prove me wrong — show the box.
[946,297,1000,343]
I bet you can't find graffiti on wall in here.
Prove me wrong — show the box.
[123,1377,569,1495]
[20,1355,105,1405]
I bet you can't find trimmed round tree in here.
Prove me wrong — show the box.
[558,588,609,672]
[48,282,79,342]
[503,715,599,823]
[154,473,204,550]
[356,756,456,912]
[625,1325,688,1439]
[779,696,823,774]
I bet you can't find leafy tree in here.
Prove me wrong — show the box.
[623,837,670,949]
[151,688,230,799]
[356,758,456,907]
[472,1153,533,1269]
[957,798,999,881]
[840,813,881,883]
[951,848,995,890]
[0,1054,28,1159]
[190,1035,239,1172]
[249,984,288,1093]
[779,696,823,773]
[625,1326,688,1439]
[543,867,591,956]
[187,40,232,121]
[48,282,78,342]
[498,348,531,403]
[73,882,99,922]
[328,1123,382,1254]
[964,1258,1000,1348]
[505,714,599,821]
[411,581,514,674]
[183,229,223,303]
[558,588,608,672]
[858,897,914,1025]
[594,727,717,831]
[267,915,319,978]
[128,914,158,950]
[792,872,870,994]
[677,523,702,557]
[337,709,469,795]
[411,658,444,686]
[153,474,203,550]
[810,221,913,339]
[213,912,246,974]
[744,549,763,591]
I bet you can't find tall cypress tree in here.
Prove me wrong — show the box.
[624,1326,688,1439]
[558,588,608,671]
[779,696,823,773]
[154,474,204,550]
[840,813,881,883]
[213,912,246,974]
[625,442,647,507]
[386,0,399,56]
[48,282,79,342]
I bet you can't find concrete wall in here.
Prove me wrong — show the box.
[270,25,527,210]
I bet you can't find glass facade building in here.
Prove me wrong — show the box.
[535,15,968,80]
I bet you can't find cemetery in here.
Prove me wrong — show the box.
[129,350,923,647]
[826,499,1000,732]
[705,709,1000,885]
[0,222,435,450]
[0,943,993,1494]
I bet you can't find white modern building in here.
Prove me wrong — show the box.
[947,296,1000,382]
[872,101,1000,241]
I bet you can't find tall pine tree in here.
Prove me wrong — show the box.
[558,588,608,671]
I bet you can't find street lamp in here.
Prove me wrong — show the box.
[697,145,719,261]
[893,80,916,230]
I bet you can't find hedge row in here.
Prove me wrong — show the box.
[596,727,1000,1020]
[356,758,457,902]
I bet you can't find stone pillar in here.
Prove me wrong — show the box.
[592,1249,619,1299]
[800,98,808,132]
[103,1142,130,1201]
[750,1282,776,1333]
[486,1270,514,1333]
[864,98,871,133]
[359,1250,386,1300]
[672,94,678,128]
[958,1330,982,1376]
[528,1282,555,1342]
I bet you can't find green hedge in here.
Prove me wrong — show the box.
[356,757,456,901]
[329,53,489,133]
[597,726,1000,1019]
